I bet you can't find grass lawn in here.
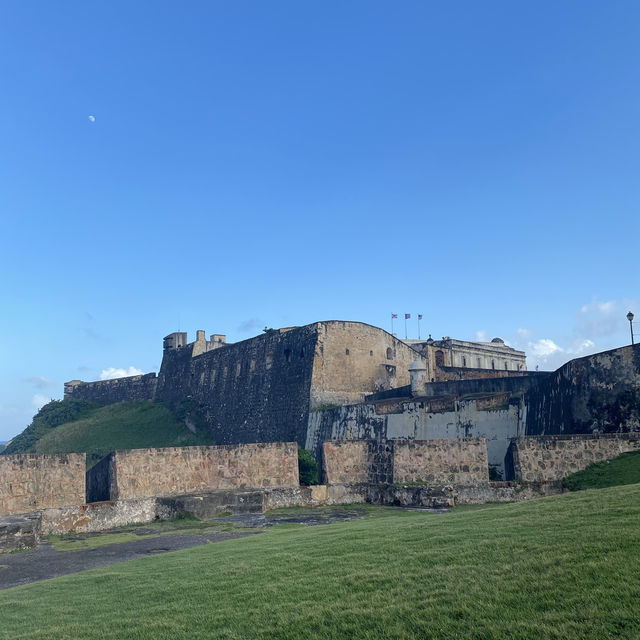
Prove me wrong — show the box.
[1,485,639,639]
[563,450,640,491]
[32,402,212,467]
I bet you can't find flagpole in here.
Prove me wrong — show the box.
[418,315,421,340]
[405,315,408,339]
[391,314,394,335]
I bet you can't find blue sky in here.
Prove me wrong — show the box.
[1,1,638,440]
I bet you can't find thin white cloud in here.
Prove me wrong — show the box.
[99,366,144,381]
[25,376,53,389]
[88,115,96,122]
[475,330,488,342]
[516,328,533,339]
[529,339,563,358]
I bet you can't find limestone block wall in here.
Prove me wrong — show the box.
[393,439,489,485]
[323,438,489,486]
[506,434,640,482]
[311,321,426,409]
[0,453,86,515]
[323,441,369,484]
[64,373,157,405]
[96,442,299,500]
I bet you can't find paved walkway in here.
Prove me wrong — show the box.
[0,529,257,590]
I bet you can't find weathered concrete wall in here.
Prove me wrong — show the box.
[525,344,640,435]
[0,453,86,515]
[310,322,426,408]
[507,434,640,482]
[64,373,157,405]
[310,393,522,475]
[106,443,299,500]
[323,438,489,486]
[393,439,489,485]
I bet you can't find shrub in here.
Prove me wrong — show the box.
[298,446,319,485]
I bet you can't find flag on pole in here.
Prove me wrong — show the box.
[405,313,411,319]
[418,314,423,320]
[391,313,398,319]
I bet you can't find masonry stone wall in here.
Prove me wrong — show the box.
[506,434,640,482]
[393,439,489,485]
[310,322,426,408]
[310,393,522,475]
[64,373,157,405]
[524,344,640,435]
[323,438,489,486]
[96,442,299,500]
[0,453,86,515]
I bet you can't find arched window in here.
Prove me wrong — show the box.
[462,356,467,367]
[386,347,394,360]
[435,350,445,367]
[504,361,508,370]
[491,360,495,370]
[345,348,350,355]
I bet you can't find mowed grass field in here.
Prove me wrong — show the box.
[1,484,639,640]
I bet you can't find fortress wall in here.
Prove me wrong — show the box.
[310,393,522,475]
[506,434,640,482]
[525,344,640,435]
[0,453,86,515]
[106,442,299,500]
[393,439,489,485]
[156,326,319,446]
[63,373,158,405]
[310,322,426,409]
[323,438,489,486]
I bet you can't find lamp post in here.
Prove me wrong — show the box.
[627,311,635,345]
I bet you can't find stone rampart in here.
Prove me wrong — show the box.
[64,373,157,405]
[90,442,299,501]
[0,453,86,515]
[524,344,640,435]
[323,438,489,486]
[506,434,640,482]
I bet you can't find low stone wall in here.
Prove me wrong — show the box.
[263,484,368,510]
[323,439,490,486]
[41,498,157,535]
[393,439,489,485]
[0,514,41,553]
[506,434,640,482]
[323,441,369,484]
[90,442,300,501]
[0,453,86,516]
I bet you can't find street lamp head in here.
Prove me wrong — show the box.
[628,311,635,322]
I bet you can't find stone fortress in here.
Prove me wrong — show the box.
[1,320,639,550]
[63,320,639,475]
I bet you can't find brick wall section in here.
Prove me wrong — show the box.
[109,442,299,500]
[393,439,489,484]
[507,434,640,482]
[0,453,86,515]
[323,441,369,484]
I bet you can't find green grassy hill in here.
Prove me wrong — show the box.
[562,449,640,491]
[3,400,212,467]
[1,484,639,639]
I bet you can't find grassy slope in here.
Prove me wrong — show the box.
[32,402,212,467]
[1,485,639,639]
[563,450,640,491]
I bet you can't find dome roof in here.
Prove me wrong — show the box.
[491,337,504,344]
